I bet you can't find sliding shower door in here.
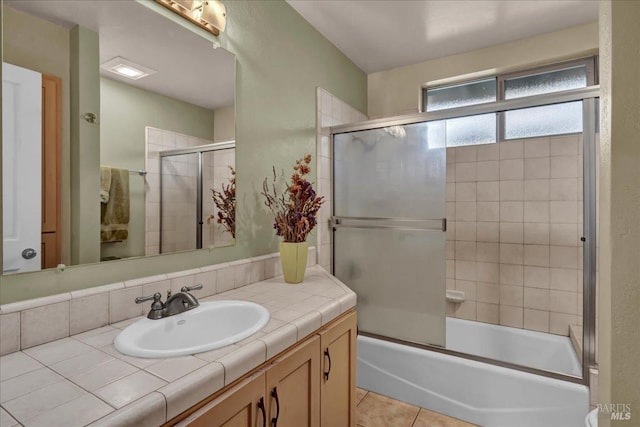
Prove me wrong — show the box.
[332,122,447,347]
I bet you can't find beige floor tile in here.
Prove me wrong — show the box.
[356,391,420,427]
[356,387,368,406]
[412,408,478,427]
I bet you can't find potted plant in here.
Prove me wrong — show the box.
[208,166,236,239]
[262,154,324,283]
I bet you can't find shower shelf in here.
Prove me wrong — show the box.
[445,290,465,303]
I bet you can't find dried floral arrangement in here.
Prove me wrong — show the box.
[262,154,324,243]
[208,166,236,238]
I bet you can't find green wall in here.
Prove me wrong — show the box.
[0,0,366,303]
[100,77,215,261]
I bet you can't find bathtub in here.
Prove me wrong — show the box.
[357,318,589,427]
[446,317,582,377]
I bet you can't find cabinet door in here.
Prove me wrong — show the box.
[176,372,267,427]
[266,335,320,427]
[320,311,357,427]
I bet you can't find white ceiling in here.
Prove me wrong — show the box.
[287,0,598,74]
[6,0,235,110]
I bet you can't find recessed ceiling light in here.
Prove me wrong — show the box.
[101,57,157,80]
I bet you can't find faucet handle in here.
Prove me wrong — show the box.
[135,292,162,304]
[181,284,203,293]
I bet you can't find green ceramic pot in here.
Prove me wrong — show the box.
[279,241,309,284]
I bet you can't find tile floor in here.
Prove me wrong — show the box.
[356,388,478,427]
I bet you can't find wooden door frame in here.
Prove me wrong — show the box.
[41,74,61,268]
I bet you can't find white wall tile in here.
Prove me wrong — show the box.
[499,140,523,159]
[477,181,499,201]
[549,290,578,315]
[21,302,69,349]
[477,262,499,282]
[524,138,550,158]
[550,135,578,157]
[524,288,549,311]
[500,243,523,265]
[550,156,578,178]
[477,161,499,181]
[550,246,578,269]
[550,268,579,292]
[500,202,524,222]
[524,157,550,179]
[476,143,499,161]
[455,241,476,261]
[476,302,499,324]
[109,288,143,324]
[455,183,476,201]
[477,222,499,242]
[500,222,523,244]
[499,159,524,180]
[524,266,550,289]
[524,223,549,245]
[524,308,549,332]
[455,162,477,182]
[455,222,476,242]
[500,305,523,328]
[70,294,109,336]
[477,283,500,304]
[0,313,20,355]
[524,244,550,267]
[549,312,576,335]
[455,146,477,162]
[500,180,524,201]
[476,243,499,263]
[500,264,524,286]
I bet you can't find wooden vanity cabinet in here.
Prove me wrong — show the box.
[170,310,356,427]
[266,335,321,427]
[319,311,357,427]
[176,372,266,427]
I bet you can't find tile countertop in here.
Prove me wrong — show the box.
[0,266,356,427]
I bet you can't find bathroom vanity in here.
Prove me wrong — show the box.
[172,311,356,427]
[0,259,358,427]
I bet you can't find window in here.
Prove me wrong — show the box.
[421,57,596,146]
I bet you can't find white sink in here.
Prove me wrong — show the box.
[114,300,270,358]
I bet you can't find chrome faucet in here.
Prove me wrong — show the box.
[135,284,203,319]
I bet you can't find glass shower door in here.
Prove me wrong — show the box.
[332,122,447,346]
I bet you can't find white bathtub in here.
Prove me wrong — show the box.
[357,318,589,427]
[446,317,582,376]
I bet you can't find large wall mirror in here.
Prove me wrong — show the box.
[2,0,236,277]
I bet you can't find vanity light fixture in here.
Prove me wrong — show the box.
[101,57,157,80]
[155,0,226,37]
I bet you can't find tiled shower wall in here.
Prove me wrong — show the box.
[145,128,235,255]
[316,88,368,271]
[446,134,585,336]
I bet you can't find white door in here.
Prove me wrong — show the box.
[2,62,42,274]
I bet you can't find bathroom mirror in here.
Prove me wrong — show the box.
[2,0,236,276]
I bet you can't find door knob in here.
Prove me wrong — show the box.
[22,248,37,259]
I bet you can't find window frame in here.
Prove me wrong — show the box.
[419,56,598,142]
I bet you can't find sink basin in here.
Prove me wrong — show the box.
[114,300,270,358]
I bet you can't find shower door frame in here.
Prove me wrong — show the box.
[158,140,235,252]
[330,86,599,386]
